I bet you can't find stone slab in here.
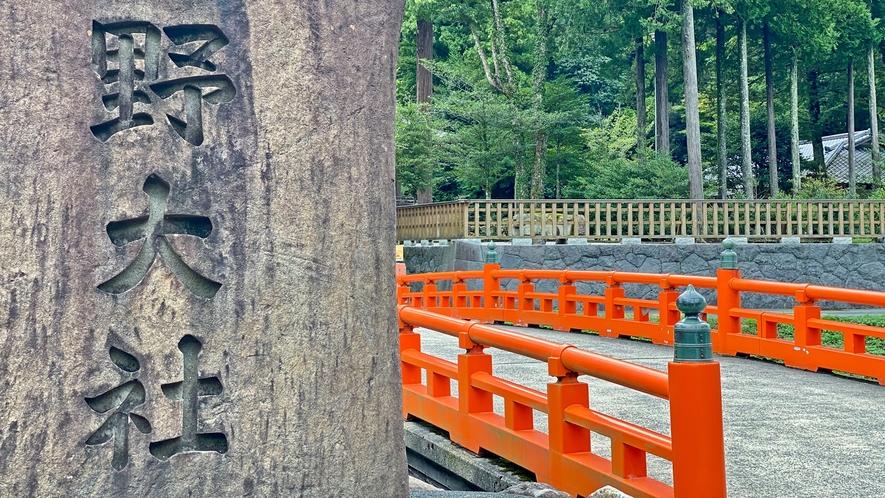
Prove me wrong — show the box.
[566,238,588,245]
[0,2,407,496]
[674,237,696,245]
[621,238,642,245]
[404,421,521,493]
[512,238,533,246]
[833,237,853,244]
[780,237,802,244]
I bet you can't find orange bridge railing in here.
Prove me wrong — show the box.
[399,303,726,498]
[397,241,885,385]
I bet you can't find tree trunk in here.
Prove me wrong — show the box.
[555,142,561,198]
[514,122,528,199]
[530,0,550,199]
[682,0,703,199]
[808,70,826,173]
[636,37,646,156]
[870,44,881,182]
[764,22,778,196]
[791,51,801,193]
[848,57,856,196]
[739,18,755,198]
[415,19,434,204]
[654,30,670,155]
[716,11,728,199]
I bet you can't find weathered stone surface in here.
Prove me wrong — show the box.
[406,241,885,309]
[0,2,406,497]
[502,482,572,497]
[403,421,521,492]
[588,486,633,498]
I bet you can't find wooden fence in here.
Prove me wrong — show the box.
[396,199,885,241]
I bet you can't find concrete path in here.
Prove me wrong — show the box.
[415,325,885,498]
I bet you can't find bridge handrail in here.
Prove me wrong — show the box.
[400,306,670,399]
[399,305,726,498]
[397,245,885,385]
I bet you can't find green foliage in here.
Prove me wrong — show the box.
[394,0,885,201]
[395,102,436,197]
[794,176,848,199]
[570,107,688,200]
[868,185,885,199]
[569,154,690,199]
[583,107,641,160]
[709,315,885,358]
[433,71,519,198]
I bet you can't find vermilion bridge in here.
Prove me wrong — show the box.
[396,243,885,497]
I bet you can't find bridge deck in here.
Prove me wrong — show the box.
[415,324,885,498]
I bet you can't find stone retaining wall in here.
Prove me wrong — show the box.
[403,242,885,310]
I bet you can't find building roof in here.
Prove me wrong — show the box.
[798,129,877,183]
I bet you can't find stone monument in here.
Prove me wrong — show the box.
[0,1,408,496]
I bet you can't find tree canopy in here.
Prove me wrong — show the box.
[395,0,885,200]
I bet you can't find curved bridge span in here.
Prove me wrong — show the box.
[407,319,885,498]
[398,252,885,498]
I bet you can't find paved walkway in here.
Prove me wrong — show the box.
[415,325,885,498]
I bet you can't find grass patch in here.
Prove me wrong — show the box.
[707,314,885,356]
[575,329,600,336]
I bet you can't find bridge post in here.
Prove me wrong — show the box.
[399,323,422,419]
[396,278,411,306]
[602,274,625,338]
[657,280,680,345]
[716,238,742,354]
[451,276,467,319]
[546,357,589,492]
[555,276,577,332]
[422,277,438,312]
[516,273,534,327]
[790,290,822,370]
[456,331,493,453]
[669,285,727,498]
[483,242,501,323]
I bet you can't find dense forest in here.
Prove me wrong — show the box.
[394,0,885,201]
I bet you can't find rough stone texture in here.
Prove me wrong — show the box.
[406,241,885,309]
[502,482,572,497]
[0,2,407,497]
[404,421,521,493]
[588,486,633,498]
[409,477,442,491]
